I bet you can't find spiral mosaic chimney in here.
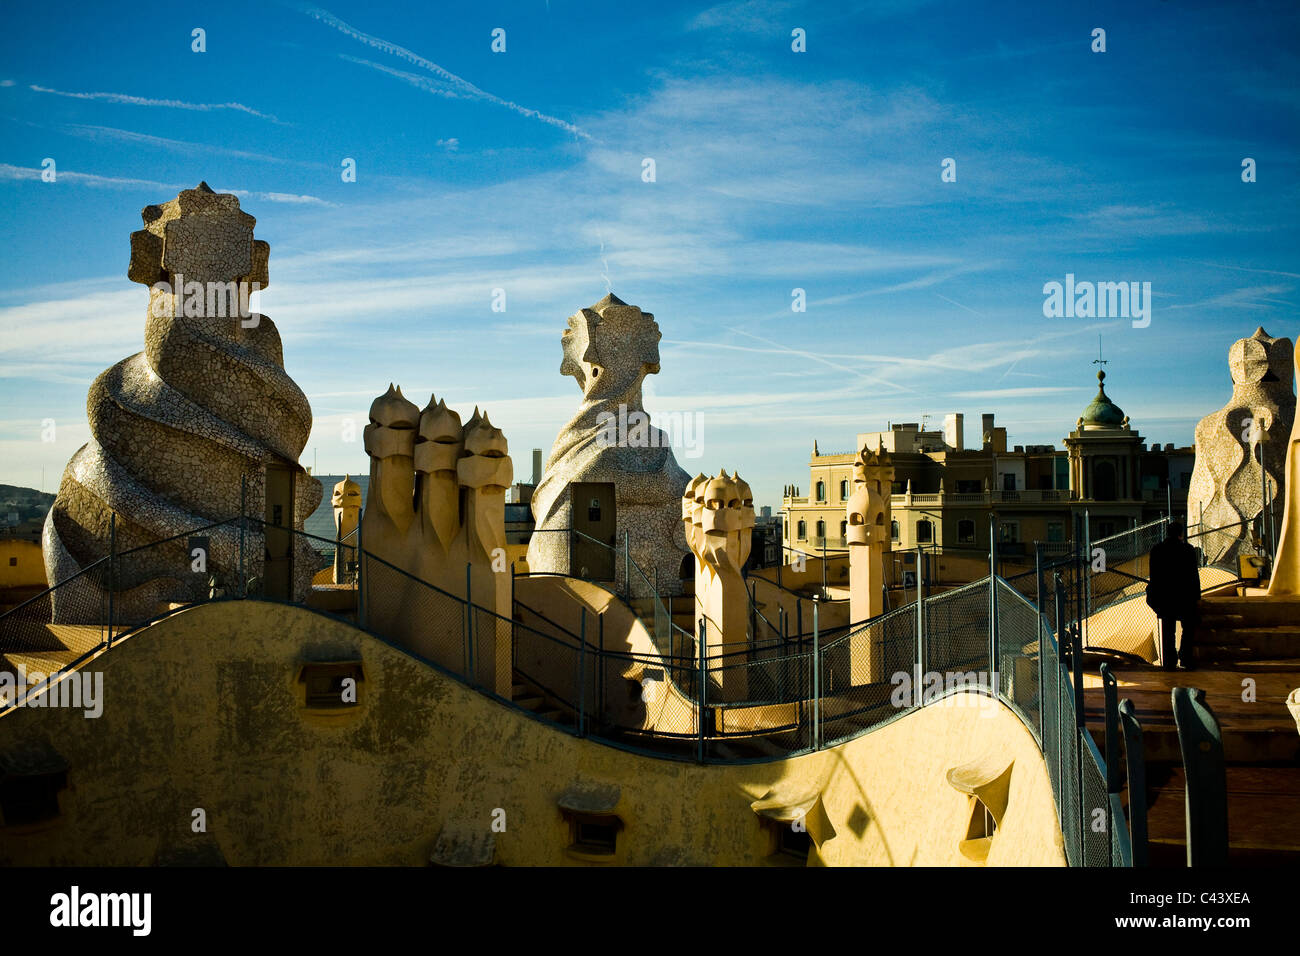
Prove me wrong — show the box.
[43,183,322,621]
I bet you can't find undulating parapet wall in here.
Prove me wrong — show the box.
[0,600,1065,866]
[43,184,321,620]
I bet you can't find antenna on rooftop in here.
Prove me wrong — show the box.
[1093,335,1108,368]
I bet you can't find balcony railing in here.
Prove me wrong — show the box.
[888,488,1078,506]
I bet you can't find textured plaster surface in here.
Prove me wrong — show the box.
[0,601,1064,867]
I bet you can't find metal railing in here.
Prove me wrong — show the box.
[2,510,1135,865]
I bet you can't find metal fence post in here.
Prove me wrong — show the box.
[697,617,706,763]
[915,547,924,707]
[1036,548,1046,744]
[238,474,247,599]
[106,512,116,646]
[1101,663,1121,867]
[578,608,587,738]
[1119,699,1149,866]
[1070,608,1086,860]
[1083,508,1092,648]
[1055,572,1066,796]
[812,596,820,751]
[355,516,364,628]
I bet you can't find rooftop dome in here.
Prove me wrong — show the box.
[1081,369,1125,427]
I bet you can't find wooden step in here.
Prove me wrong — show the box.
[1142,764,1300,856]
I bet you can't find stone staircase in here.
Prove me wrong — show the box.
[1084,593,1300,865]
[0,623,112,706]
[1195,595,1300,664]
[509,669,575,728]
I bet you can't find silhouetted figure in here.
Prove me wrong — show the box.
[1147,522,1201,670]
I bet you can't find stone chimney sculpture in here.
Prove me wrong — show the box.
[683,470,754,698]
[846,442,894,682]
[527,294,690,593]
[1188,328,1294,565]
[361,386,513,695]
[1267,336,1300,595]
[43,183,321,621]
[332,476,361,583]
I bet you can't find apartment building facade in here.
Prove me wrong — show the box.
[781,372,1194,561]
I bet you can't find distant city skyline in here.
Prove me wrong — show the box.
[2,0,1297,511]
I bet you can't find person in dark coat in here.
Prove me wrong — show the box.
[1146,521,1201,670]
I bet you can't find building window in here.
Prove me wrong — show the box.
[7,557,15,567]
[572,819,618,855]
[839,480,849,500]
[815,520,825,540]
[1047,522,1064,543]
[1002,473,1016,491]
[839,520,847,543]
[956,479,981,494]
[890,519,899,540]
[0,766,68,827]
[891,480,906,495]
[998,521,1019,543]
[917,520,933,544]
[298,662,364,710]
[777,824,811,861]
[957,520,975,544]
[816,481,826,502]
[797,520,806,540]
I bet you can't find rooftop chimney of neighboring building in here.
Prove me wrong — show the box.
[981,413,995,449]
[944,413,964,452]
[531,448,542,485]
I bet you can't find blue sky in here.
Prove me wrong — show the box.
[1,0,1297,511]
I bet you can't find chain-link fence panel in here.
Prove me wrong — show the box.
[995,581,1041,741]
[1059,668,1081,866]
[924,579,990,682]
[820,602,917,748]
[1081,732,1112,866]
[359,551,471,678]
[1040,617,1063,816]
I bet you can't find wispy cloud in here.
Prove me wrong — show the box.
[27,85,281,122]
[0,163,333,206]
[295,3,589,139]
[58,123,316,167]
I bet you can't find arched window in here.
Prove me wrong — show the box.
[891,519,900,540]
[839,479,849,500]
[917,520,933,543]
[797,520,807,540]
[815,519,825,539]
[816,481,826,502]
[839,520,847,542]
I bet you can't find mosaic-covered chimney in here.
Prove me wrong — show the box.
[43,183,322,621]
